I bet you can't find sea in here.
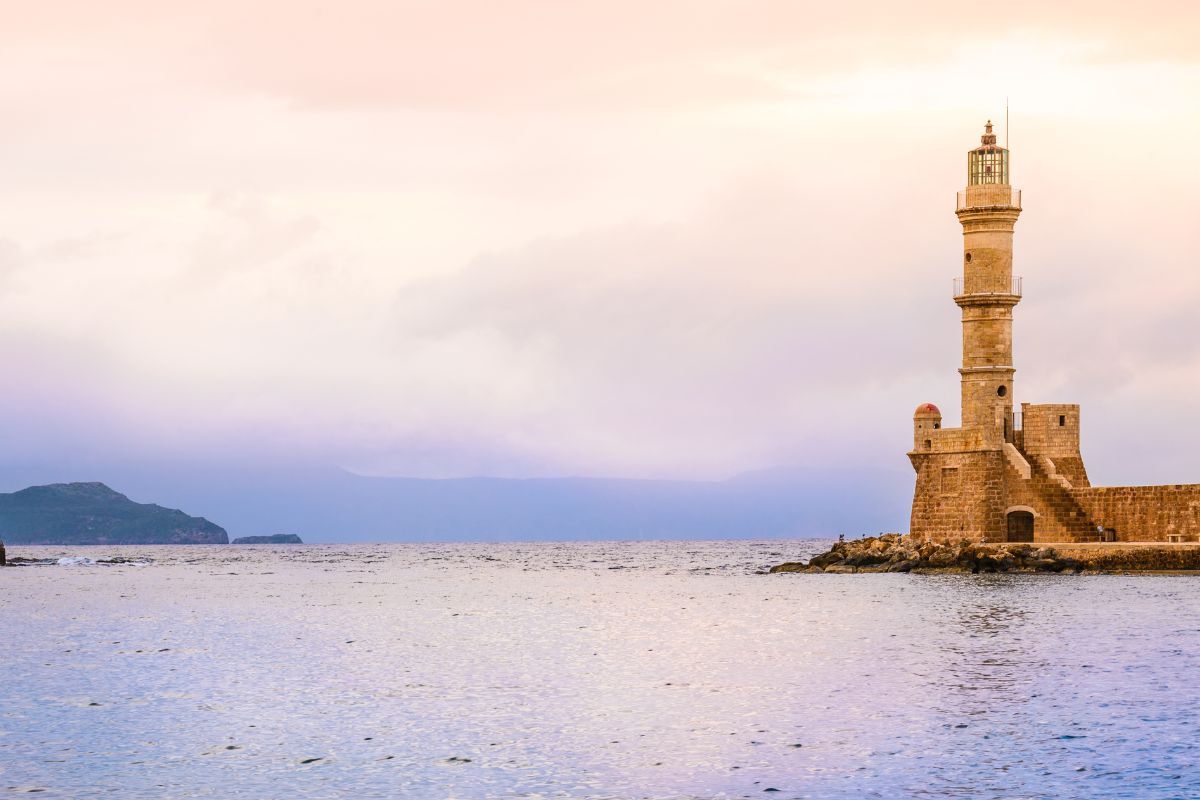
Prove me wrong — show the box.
[2,540,1198,799]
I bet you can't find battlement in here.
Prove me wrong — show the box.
[910,425,993,456]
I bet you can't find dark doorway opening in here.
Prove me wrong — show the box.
[1007,511,1035,543]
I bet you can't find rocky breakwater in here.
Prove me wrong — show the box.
[771,534,1137,574]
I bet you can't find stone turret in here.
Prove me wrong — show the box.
[913,403,942,451]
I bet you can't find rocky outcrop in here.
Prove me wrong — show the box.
[232,534,304,544]
[769,534,1200,574]
[0,482,227,545]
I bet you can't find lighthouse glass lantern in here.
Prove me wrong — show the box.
[968,120,1009,185]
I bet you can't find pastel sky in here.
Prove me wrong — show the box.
[2,1,1199,487]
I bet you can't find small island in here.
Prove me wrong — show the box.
[232,534,304,544]
[0,482,227,545]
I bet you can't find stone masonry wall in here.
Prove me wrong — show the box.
[1021,404,1081,460]
[910,450,1007,542]
[1002,465,1074,542]
[1072,485,1200,542]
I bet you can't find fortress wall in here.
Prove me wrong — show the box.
[1047,457,1090,489]
[910,450,1007,542]
[1072,485,1200,542]
[1001,468,1084,542]
[914,426,988,453]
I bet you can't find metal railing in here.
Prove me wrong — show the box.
[1004,412,1024,446]
[956,188,1021,211]
[953,276,1022,297]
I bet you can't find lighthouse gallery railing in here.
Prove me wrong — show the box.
[956,189,1022,211]
[953,276,1022,297]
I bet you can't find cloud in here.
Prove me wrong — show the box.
[378,176,948,477]
[6,1,1199,115]
[0,1,1197,490]
[186,193,323,282]
[0,239,22,279]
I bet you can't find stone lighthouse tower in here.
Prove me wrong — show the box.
[908,121,1025,542]
[909,120,1200,545]
[956,120,1021,441]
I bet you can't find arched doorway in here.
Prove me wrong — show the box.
[1006,510,1035,543]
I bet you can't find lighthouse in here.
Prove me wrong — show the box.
[907,120,1031,542]
[907,119,1200,545]
[955,120,1022,440]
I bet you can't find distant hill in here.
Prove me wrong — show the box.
[232,534,303,544]
[0,464,914,544]
[0,482,228,545]
[25,463,910,543]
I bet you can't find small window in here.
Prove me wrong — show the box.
[965,252,972,263]
[1059,415,1066,427]
[924,440,932,450]
[997,385,1007,397]
[933,422,940,429]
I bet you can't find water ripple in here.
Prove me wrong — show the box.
[1,540,1197,798]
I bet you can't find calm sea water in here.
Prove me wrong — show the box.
[2,540,1198,799]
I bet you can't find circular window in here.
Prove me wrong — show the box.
[965,252,972,263]
[997,385,1007,397]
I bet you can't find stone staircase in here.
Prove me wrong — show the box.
[1023,452,1101,542]
[1003,443,1031,479]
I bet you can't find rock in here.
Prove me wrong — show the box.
[809,551,843,569]
[231,534,304,545]
[974,552,1012,572]
[769,534,1200,575]
[926,548,960,568]
[0,539,5,566]
[1004,544,1035,560]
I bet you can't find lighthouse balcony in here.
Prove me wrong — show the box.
[953,276,1022,299]
[957,187,1021,211]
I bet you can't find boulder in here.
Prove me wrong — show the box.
[809,551,844,569]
